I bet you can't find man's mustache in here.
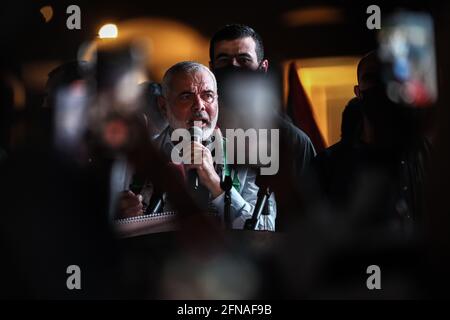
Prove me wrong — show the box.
[188,112,211,125]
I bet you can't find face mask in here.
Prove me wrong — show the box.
[212,64,275,132]
[213,64,264,85]
[213,65,266,104]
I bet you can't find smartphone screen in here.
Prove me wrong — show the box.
[378,11,438,107]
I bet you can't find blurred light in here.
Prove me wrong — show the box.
[116,70,142,106]
[77,40,96,62]
[4,75,26,110]
[40,6,53,23]
[161,253,258,299]
[54,83,88,153]
[99,24,118,39]
[21,61,61,92]
[81,18,209,82]
[378,12,438,107]
[282,6,344,27]
[103,119,129,149]
[387,81,401,103]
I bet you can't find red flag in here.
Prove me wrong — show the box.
[287,61,326,152]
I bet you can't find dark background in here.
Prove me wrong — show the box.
[1,0,450,299]
[0,0,437,67]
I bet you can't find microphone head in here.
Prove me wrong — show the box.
[189,125,203,143]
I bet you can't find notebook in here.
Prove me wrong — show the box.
[114,211,178,238]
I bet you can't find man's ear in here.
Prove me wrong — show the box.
[157,95,168,118]
[354,85,361,98]
[260,59,269,73]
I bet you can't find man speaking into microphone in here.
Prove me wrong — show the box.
[118,61,276,231]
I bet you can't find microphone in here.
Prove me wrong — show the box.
[145,190,164,215]
[189,125,203,142]
[188,125,203,190]
[187,125,210,208]
[244,173,272,230]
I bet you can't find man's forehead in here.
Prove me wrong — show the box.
[171,71,215,91]
[214,37,257,57]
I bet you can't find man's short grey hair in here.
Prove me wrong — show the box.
[161,61,217,97]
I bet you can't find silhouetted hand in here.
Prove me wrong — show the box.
[118,190,143,218]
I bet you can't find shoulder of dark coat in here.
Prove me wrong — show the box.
[279,116,314,148]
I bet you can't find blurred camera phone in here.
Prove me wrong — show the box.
[378,11,438,107]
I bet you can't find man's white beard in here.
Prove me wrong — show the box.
[167,111,218,142]
[202,112,218,141]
